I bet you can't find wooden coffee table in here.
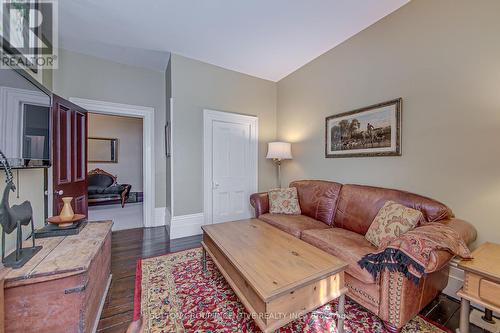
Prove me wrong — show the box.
[201,219,348,333]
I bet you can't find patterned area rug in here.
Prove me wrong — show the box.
[134,248,450,333]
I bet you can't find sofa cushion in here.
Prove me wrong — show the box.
[88,173,114,188]
[334,184,454,235]
[289,180,342,226]
[268,188,301,215]
[301,228,377,284]
[102,184,128,195]
[259,213,330,238]
[87,185,104,195]
[365,201,423,247]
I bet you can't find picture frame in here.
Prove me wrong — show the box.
[325,98,402,158]
[88,137,119,163]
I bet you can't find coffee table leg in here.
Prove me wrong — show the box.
[337,293,345,333]
[202,247,207,272]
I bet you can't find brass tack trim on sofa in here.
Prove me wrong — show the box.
[345,282,380,306]
[388,272,404,325]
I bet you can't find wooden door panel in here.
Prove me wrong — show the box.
[212,121,252,224]
[52,95,88,216]
[74,195,87,215]
[55,104,72,185]
[73,111,87,182]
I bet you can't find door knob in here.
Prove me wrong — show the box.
[55,190,64,196]
[213,182,220,189]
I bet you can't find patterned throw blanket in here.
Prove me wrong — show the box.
[358,222,472,284]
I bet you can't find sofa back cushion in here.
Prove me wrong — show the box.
[88,173,114,188]
[334,184,454,235]
[289,180,342,225]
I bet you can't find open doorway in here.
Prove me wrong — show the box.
[87,113,144,230]
[70,97,156,228]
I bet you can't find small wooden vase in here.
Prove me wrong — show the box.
[59,197,75,222]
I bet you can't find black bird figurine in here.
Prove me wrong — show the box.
[0,150,41,267]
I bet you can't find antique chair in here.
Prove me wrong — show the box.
[87,168,132,207]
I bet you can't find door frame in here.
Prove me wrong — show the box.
[203,109,258,225]
[69,98,156,228]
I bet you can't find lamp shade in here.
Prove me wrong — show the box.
[266,142,292,160]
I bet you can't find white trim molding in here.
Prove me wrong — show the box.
[165,207,171,228]
[169,97,175,218]
[154,207,166,227]
[442,257,464,299]
[203,109,258,225]
[170,213,204,239]
[69,97,157,228]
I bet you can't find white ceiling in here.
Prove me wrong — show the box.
[59,0,409,81]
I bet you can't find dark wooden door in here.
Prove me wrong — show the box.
[52,95,88,216]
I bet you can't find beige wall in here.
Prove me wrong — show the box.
[88,113,143,191]
[53,49,167,207]
[277,0,500,246]
[171,54,277,216]
[0,169,45,254]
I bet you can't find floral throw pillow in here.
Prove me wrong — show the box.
[268,187,301,215]
[365,201,424,248]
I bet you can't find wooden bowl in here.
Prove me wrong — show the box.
[47,214,86,228]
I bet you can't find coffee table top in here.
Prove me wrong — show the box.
[202,219,347,301]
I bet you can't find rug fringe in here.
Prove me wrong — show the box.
[133,258,143,321]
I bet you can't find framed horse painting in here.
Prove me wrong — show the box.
[325,98,402,158]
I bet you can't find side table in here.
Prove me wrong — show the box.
[457,242,500,333]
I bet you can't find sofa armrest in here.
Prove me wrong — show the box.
[377,218,477,329]
[424,218,476,272]
[440,218,477,246]
[379,267,450,329]
[249,192,269,217]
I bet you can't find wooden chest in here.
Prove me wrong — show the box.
[3,221,112,333]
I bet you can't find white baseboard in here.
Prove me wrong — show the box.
[442,258,464,299]
[154,207,166,227]
[170,213,204,239]
[165,207,171,228]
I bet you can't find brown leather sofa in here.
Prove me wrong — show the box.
[250,180,476,332]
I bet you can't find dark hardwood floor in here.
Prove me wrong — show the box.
[97,227,202,333]
[421,294,488,333]
[98,227,489,333]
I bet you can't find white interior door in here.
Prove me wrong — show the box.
[204,110,257,225]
